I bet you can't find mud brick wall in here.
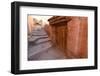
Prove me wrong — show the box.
[48,16,88,58]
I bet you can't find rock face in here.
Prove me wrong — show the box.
[28,27,66,61]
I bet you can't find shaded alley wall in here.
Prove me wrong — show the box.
[48,16,88,58]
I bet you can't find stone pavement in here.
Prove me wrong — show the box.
[28,28,66,61]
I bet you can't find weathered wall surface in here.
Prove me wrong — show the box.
[66,17,88,58]
[48,16,88,58]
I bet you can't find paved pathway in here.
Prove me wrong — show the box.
[28,27,66,60]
